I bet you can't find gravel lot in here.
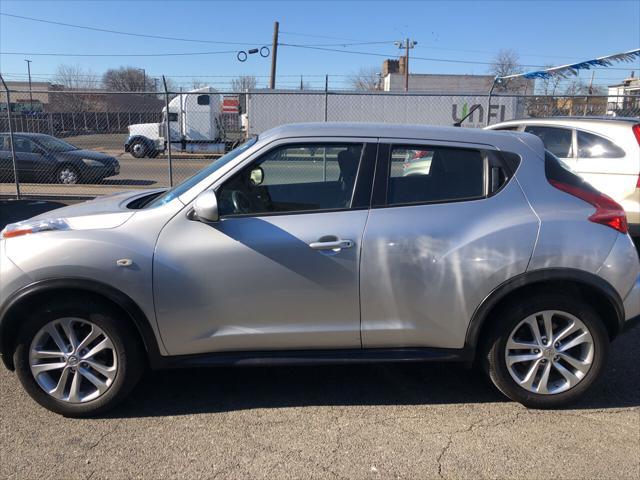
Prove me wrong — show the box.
[1,324,638,479]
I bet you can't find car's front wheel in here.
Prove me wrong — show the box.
[129,140,149,158]
[484,294,609,408]
[13,299,145,417]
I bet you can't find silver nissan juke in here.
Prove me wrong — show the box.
[1,123,638,417]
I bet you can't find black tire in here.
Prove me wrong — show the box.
[13,298,145,417]
[483,293,609,409]
[55,164,80,185]
[129,140,149,159]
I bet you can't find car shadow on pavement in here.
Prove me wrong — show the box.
[105,324,639,418]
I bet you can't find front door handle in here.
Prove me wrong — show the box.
[309,239,354,251]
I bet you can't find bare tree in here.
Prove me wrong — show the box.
[102,67,157,92]
[53,64,98,90]
[489,49,523,92]
[191,78,207,89]
[50,64,99,112]
[231,75,257,92]
[349,67,380,91]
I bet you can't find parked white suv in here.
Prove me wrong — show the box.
[486,117,640,235]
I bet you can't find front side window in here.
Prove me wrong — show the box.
[218,143,363,216]
[14,138,36,153]
[576,130,625,158]
[387,146,485,206]
[524,126,573,158]
[32,136,77,152]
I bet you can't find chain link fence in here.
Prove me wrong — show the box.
[0,85,638,199]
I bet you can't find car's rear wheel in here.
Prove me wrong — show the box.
[484,294,609,408]
[14,299,145,417]
[56,165,80,185]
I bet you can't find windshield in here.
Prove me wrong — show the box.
[146,137,258,208]
[35,136,79,152]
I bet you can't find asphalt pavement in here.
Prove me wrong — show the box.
[0,325,638,479]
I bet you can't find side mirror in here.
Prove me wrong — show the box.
[249,166,264,186]
[193,189,219,222]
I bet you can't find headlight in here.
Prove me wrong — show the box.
[1,218,69,239]
[82,158,105,167]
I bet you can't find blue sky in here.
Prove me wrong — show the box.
[1,0,638,90]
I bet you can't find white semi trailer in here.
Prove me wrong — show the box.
[124,87,237,158]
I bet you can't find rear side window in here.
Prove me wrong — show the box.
[544,150,598,194]
[576,130,625,158]
[387,146,485,206]
[525,126,573,158]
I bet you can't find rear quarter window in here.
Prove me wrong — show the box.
[576,130,625,158]
[544,150,599,194]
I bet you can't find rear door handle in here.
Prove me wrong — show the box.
[309,239,354,250]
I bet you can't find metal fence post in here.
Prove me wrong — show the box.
[0,75,21,199]
[324,75,329,122]
[162,76,174,187]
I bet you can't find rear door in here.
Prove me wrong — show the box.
[523,125,578,171]
[360,140,539,350]
[572,128,637,203]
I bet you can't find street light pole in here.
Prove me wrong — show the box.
[25,59,33,111]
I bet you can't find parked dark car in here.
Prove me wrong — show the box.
[0,133,120,184]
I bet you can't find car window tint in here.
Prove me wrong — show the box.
[218,143,363,216]
[387,146,485,206]
[524,126,573,158]
[14,138,35,153]
[576,130,625,158]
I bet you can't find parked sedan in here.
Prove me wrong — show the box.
[0,133,120,184]
[0,123,638,416]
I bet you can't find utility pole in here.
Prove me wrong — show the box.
[25,59,33,112]
[269,21,279,89]
[395,38,417,92]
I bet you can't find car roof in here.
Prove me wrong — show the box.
[260,122,520,145]
[488,116,639,128]
[0,132,52,138]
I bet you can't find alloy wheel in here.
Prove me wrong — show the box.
[505,310,594,395]
[58,167,78,184]
[29,318,118,403]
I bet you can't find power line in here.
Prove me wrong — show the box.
[0,50,238,57]
[280,43,639,71]
[0,12,267,46]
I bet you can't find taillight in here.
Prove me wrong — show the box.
[549,179,628,234]
[632,124,640,146]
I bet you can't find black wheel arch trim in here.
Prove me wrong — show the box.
[464,268,625,352]
[0,278,163,370]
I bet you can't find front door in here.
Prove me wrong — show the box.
[153,140,376,355]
